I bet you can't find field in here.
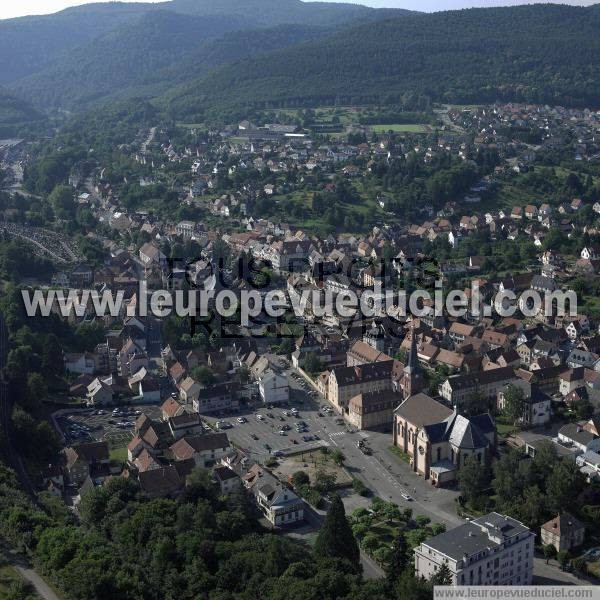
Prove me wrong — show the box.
[109,444,129,463]
[370,124,429,133]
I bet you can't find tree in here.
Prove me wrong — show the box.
[571,556,587,575]
[314,471,336,494]
[576,399,594,420]
[557,550,570,571]
[543,544,556,564]
[48,185,76,219]
[546,459,585,514]
[291,471,310,488]
[502,384,525,426]
[314,494,360,568]
[431,562,453,586]
[458,456,489,509]
[515,485,544,530]
[190,365,215,387]
[386,532,409,589]
[303,352,322,376]
[24,372,47,409]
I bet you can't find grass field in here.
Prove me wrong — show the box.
[370,124,429,133]
[109,444,128,464]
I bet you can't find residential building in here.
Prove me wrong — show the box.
[415,513,534,586]
[540,514,585,553]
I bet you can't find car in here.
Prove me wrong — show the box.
[401,492,413,501]
[237,417,247,424]
[291,439,298,444]
[171,392,178,398]
[108,419,115,425]
[266,412,274,418]
[278,430,287,436]
[273,450,284,457]
[264,443,271,450]
[290,408,298,415]
[256,414,265,421]
[278,416,285,422]
[281,424,291,431]
[250,433,259,440]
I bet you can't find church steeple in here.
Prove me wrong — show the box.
[400,326,424,399]
[404,326,419,374]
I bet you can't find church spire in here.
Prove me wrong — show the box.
[404,325,419,375]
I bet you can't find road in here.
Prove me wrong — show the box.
[216,364,589,586]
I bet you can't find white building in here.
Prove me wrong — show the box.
[258,369,289,405]
[415,513,534,586]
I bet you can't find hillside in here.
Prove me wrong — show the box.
[0,0,408,96]
[0,3,158,84]
[9,11,254,110]
[164,4,600,117]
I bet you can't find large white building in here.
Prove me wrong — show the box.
[258,369,289,404]
[415,513,534,586]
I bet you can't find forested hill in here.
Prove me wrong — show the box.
[164,3,600,118]
[167,0,406,26]
[0,89,43,134]
[0,0,410,94]
[9,11,251,110]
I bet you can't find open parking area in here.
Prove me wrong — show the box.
[55,404,162,447]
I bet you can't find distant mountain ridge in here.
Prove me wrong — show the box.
[163,3,600,116]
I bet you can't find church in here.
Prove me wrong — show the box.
[392,329,496,487]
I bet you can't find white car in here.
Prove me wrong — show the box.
[256,414,265,421]
[237,417,247,424]
[401,492,413,501]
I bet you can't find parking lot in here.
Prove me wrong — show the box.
[203,368,365,462]
[55,404,162,447]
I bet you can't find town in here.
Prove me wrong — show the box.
[1,99,600,597]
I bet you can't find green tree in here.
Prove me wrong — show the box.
[557,550,570,571]
[303,352,323,376]
[431,562,453,586]
[502,384,525,425]
[386,532,409,590]
[190,365,215,387]
[543,544,556,564]
[458,456,489,509]
[291,471,310,488]
[314,494,360,569]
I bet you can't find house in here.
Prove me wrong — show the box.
[415,513,534,586]
[540,514,585,553]
[326,361,394,412]
[393,394,495,486]
[63,441,110,486]
[193,383,239,414]
[347,390,402,431]
[86,377,114,406]
[138,465,185,498]
[160,397,186,421]
[559,367,586,396]
[439,367,518,409]
[258,369,289,405]
[169,433,230,467]
[139,242,167,268]
[244,467,304,527]
[212,465,241,495]
[168,412,204,440]
[557,419,600,453]
[179,376,201,405]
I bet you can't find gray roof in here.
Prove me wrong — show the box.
[422,512,530,561]
[447,414,491,450]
